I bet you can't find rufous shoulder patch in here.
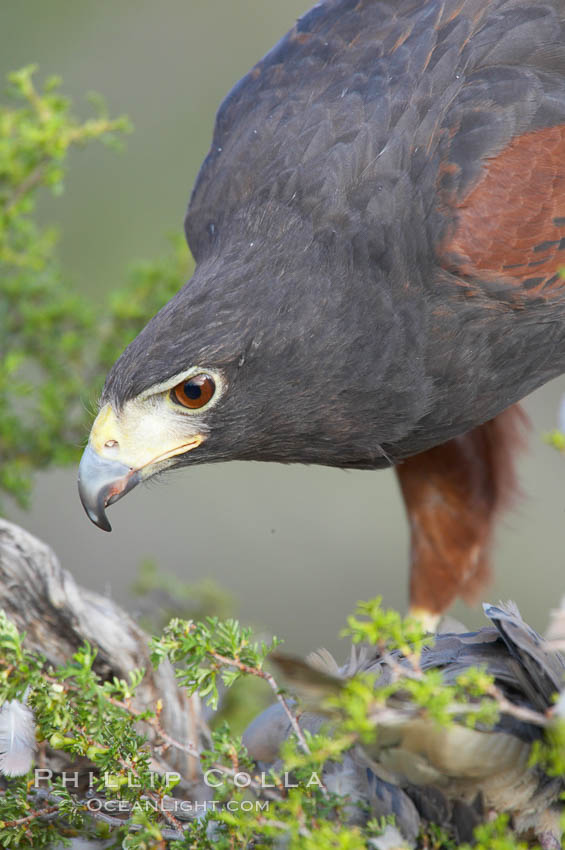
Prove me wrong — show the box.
[443,124,565,296]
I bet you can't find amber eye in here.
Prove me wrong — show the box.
[171,374,216,410]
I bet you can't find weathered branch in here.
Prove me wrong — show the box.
[0,518,208,788]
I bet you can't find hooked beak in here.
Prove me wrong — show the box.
[77,402,205,532]
[78,444,140,532]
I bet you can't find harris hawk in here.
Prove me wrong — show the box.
[78,0,565,625]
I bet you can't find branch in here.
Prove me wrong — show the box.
[3,159,48,213]
[211,651,312,756]
[0,519,208,782]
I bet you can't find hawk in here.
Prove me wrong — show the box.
[79,0,565,624]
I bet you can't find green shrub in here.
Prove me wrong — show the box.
[0,66,192,507]
[0,599,560,848]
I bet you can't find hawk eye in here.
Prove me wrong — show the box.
[171,374,216,410]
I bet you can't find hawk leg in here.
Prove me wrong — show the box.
[395,405,528,626]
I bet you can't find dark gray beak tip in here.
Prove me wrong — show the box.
[78,444,138,532]
[83,502,113,533]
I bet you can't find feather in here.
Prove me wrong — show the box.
[269,651,344,706]
[305,647,341,676]
[546,595,565,644]
[368,824,413,850]
[0,699,36,777]
[483,601,565,711]
[553,690,565,719]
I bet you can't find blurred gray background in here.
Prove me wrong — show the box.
[2,1,565,656]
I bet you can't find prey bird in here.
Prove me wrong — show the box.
[79,0,565,624]
[243,603,565,848]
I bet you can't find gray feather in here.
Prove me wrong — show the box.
[0,699,36,777]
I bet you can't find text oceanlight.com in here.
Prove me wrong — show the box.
[85,798,272,813]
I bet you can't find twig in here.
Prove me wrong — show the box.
[210,651,312,755]
[1,804,59,827]
[3,159,48,213]
[107,695,285,802]
[487,685,550,728]
[31,788,187,841]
